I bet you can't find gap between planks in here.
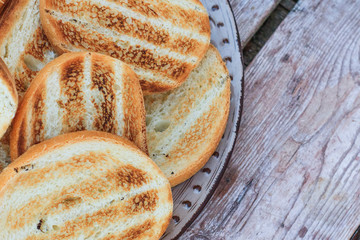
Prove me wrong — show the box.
[182,0,360,239]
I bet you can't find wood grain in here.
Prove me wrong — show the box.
[182,0,360,239]
[230,0,281,46]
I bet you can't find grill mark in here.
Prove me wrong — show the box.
[49,0,209,53]
[13,27,55,97]
[52,1,169,46]
[7,154,152,229]
[31,91,46,146]
[103,219,153,240]
[105,0,208,30]
[24,27,53,61]
[53,19,191,80]
[16,121,27,158]
[125,190,158,214]
[110,165,149,191]
[91,58,116,133]
[58,56,85,133]
[37,190,158,239]
[14,60,37,97]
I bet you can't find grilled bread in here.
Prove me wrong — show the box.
[145,45,231,186]
[10,52,147,160]
[0,0,57,99]
[0,58,17,172]
[0,58,17,139]
[0,1,5,12]
[0,131,172,240]
[39,0,211,94]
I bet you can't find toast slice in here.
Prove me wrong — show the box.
[0,131,172,239]
[11,52,147,160]
[145,45,231,186]
[0,58,17,139]
[0,58,17,172]
[39,0,210,94]
[0,0,57,99]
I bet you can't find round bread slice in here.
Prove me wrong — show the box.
[10,52,147,160]
[0,0,57,99]
[39,0,210,94]
[0,131,172,239]
[0,58,17,139]
[145,45,231,186]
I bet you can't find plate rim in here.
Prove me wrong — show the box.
[172,1,245,239]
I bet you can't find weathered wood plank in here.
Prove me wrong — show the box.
[182,0,360,239]
[230,0,281,46]
[243,1,296,66]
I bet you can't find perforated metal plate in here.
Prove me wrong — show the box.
[162,1,244,239]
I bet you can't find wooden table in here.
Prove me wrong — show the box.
[182,0,360,239]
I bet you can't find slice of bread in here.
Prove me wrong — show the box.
[0,58,17,172]
[39,0,210,94]
[0,131,172,239]
[0,58,17,139]
[145,45,231,186]
[0,0,57,99]
[10,52,147,160]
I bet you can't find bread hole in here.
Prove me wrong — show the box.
[52,225,60,231]
[213,152,219,158]
[154,120,170,132]
[172,216,180,224]
[212,5,219,11]
[202,168,211,174]
[24,55,44,71]
[193,185,202,193]
[182,201,192,209]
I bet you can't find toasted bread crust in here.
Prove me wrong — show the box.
[0,58,17,105]
[0,0,27,46]
[0,58,18,139]
[145,45,231,186]
[0,131,172,239]
[10,52,147,160]
[0,0,57,99]
[40,0,210,94]
[170,79,230,186]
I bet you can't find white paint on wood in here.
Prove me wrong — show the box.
[182,0,360,239]
[230,0,281,46]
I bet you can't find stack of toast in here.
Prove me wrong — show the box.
[0,0,231,239]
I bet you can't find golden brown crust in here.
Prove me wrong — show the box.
[0,131,172,239]
[0,58,17,104]
[170,78,230,186]
[0,0,28,47]
[145,45,231,186]
[5,131,162,191]
[122,64,148,155]
[10,52,147,160]
[0,0,57,99]
[39,0,210,94]
[0,0,7,14]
